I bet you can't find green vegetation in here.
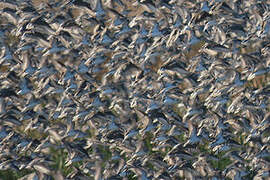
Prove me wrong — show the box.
[198,141,211,154]
[127,171,137,180]
[49,147,73,176]
[0,169,33,180]
[97,144,112,162]
[144,132,154,154]
[243,166,256,179]
[209,157,232,171]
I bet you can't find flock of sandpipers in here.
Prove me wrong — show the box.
[0,0,269,179]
